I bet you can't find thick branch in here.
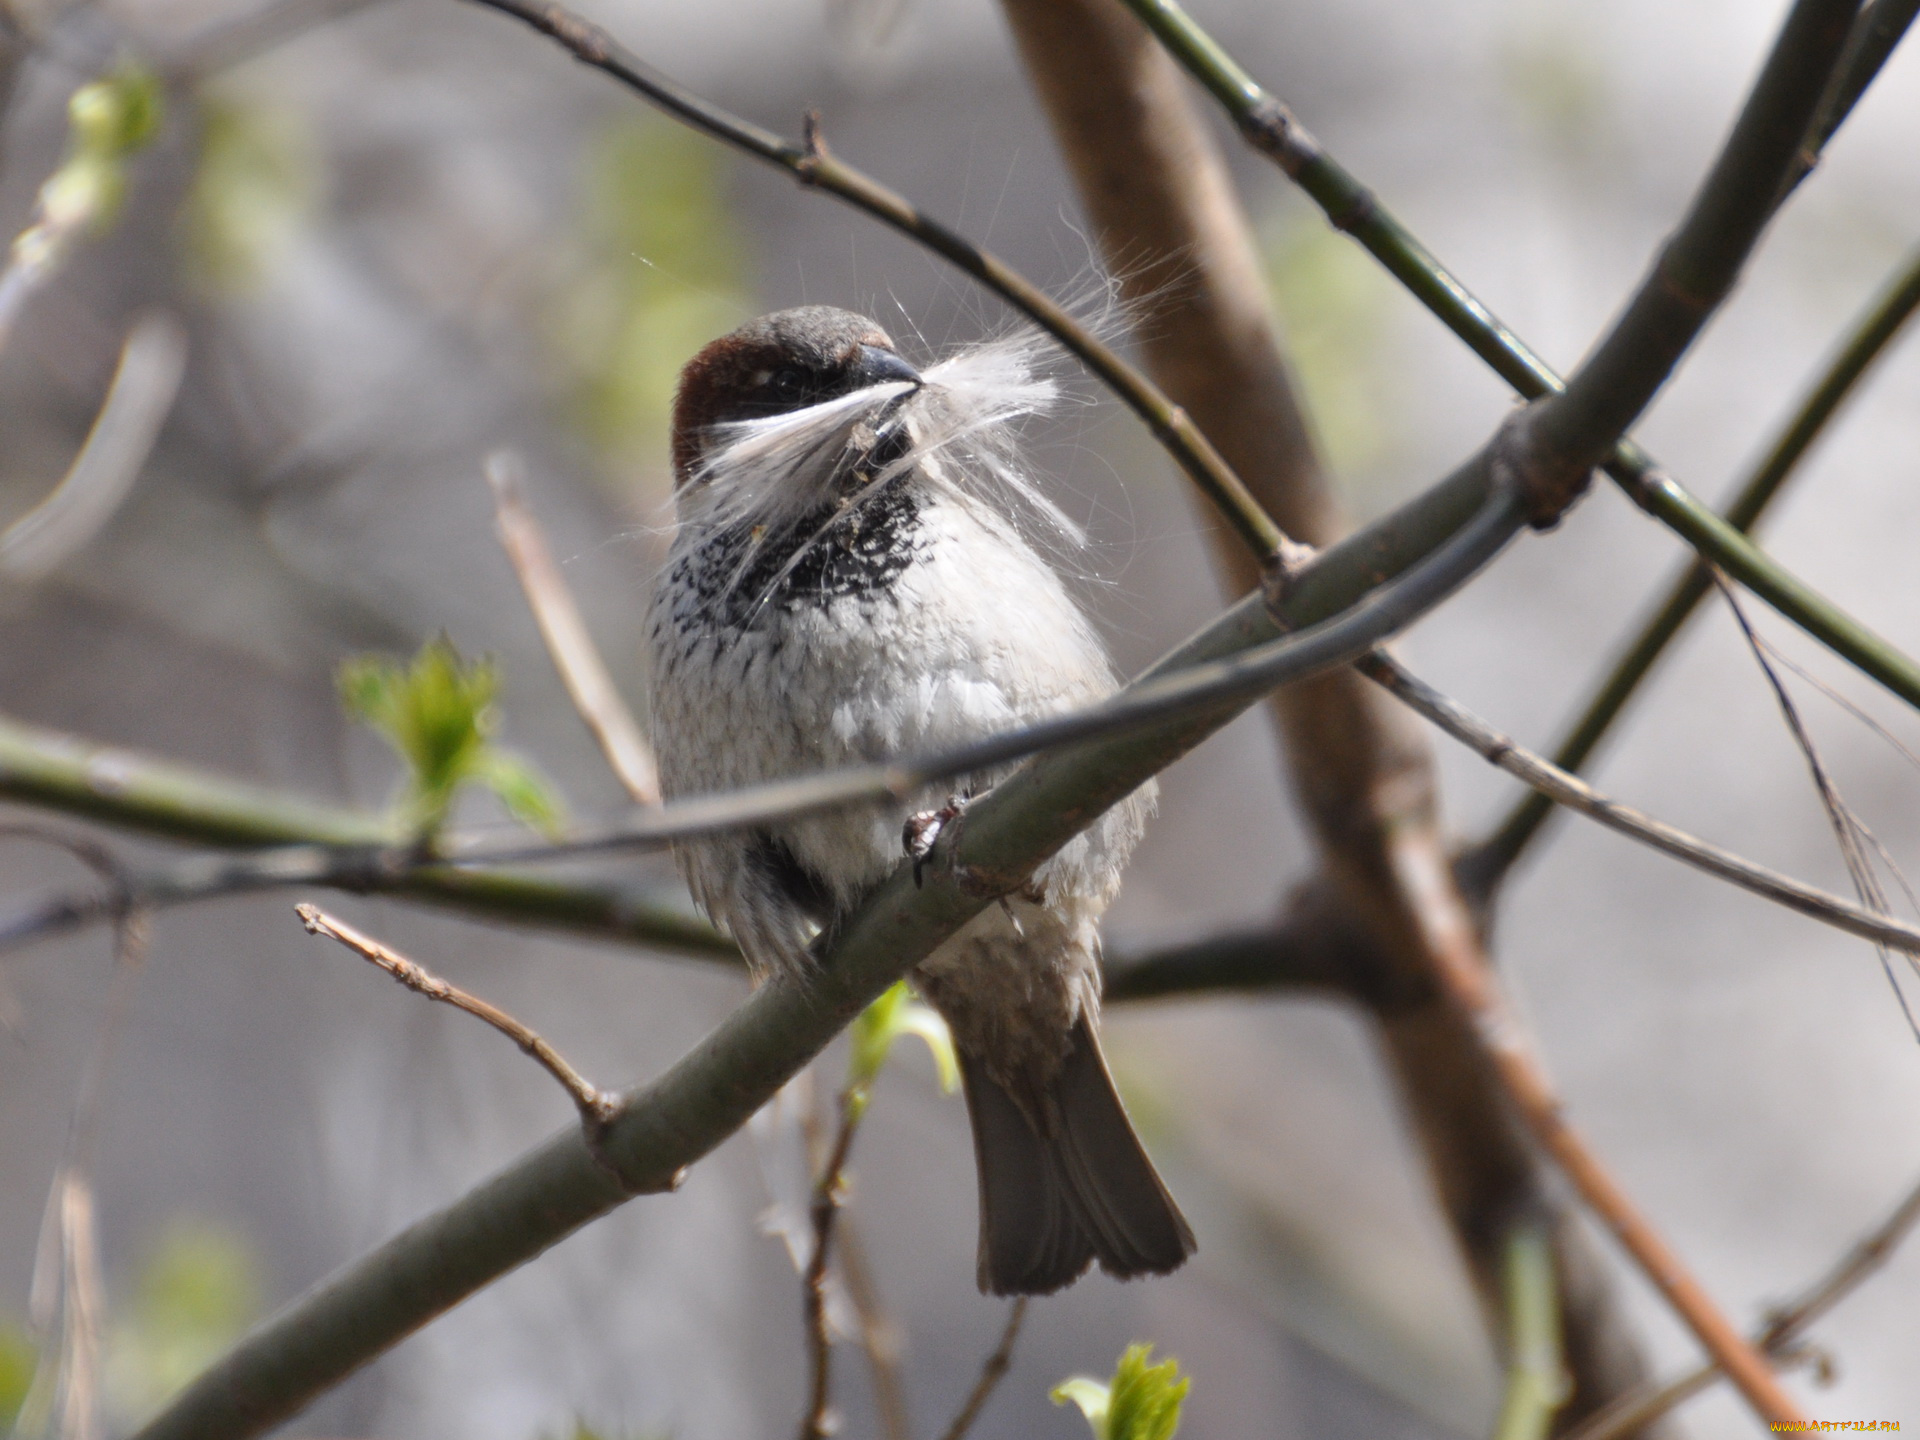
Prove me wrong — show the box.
[1524,0,1861,504]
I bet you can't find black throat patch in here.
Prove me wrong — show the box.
[670,431,926,633]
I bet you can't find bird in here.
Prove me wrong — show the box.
[646,304,1194,1295]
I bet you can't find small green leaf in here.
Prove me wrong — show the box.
[1050,1377,1111,1435]
[36,65,165,236]
[1052,1345,1189,1440]
[846,980,958,1093]
[338,637,560,841]
[477,751,567,836]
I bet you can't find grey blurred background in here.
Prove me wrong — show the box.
[2,0,1918,1435]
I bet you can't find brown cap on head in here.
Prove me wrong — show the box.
[669,306,921,484]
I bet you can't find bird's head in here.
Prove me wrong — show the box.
[670,306,922,486]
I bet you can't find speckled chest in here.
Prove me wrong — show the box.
[658,476,926,645]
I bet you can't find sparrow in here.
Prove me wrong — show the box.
[646,305,1194,1295]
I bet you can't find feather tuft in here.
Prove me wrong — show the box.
[676,329,1078,613]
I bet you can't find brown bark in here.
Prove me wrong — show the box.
[996,0,1674,1429]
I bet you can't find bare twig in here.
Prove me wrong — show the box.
[1369,797,1808,1425]
[0,313,187,583]
[1361,655,1920,957]
[834,1219,910,1440]
[18,899,150,1440]
[1562,1171,1920,1440]
[1492,1213,1569,1440]
[459,0,1294,565]
[934,1298,1027,1440]
[1471,240,1920,892]
[0,838,730,962]
[798,1086,866,1440]
[485,452,660,806]
[295,904,614,1125]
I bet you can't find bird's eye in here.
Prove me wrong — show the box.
[768,368,806,400]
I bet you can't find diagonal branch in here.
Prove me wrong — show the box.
[1124,0,1920,719]
[296,904,615,1123]
[458,0,1291,564]
[485,452,661,806]
[1469,241,1920,892]
[1520,0,1862,508]
[1356,696,1807,1427]
[1562,1170,1920,1440]
[1360,654,1920,956]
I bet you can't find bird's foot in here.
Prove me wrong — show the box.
[903,796,966,888]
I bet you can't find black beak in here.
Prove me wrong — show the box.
[851,343,922,391]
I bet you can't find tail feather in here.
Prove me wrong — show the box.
[960,1015,1195,1296]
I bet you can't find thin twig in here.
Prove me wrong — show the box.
[1360,655,1920,957]
[1470,240,1920,892]
[458,0,1293,566]
[1491,1213,1568,1440]
[0,313,188,583]
[1127,0,1920,721]
[1562,1170,1920,1440]
[295,903,615,1126]
[485,452,660,805]
[834,1218,910,1440]
[18,892,150,1440]
[0,712,731,957]
[0,837,731,962]
[934,1298,1027,1440]
[1715,573,1920,1036]
[1367,779,1807,1426]
[798,1085,866,1440]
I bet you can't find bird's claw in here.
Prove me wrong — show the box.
[903,797,965,887]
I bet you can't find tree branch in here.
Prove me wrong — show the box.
[457,0,1293,565]
[934,1299,1027,1440]
[1561,1170,1920,1440]
[1361,654,1920,957]
[0,713,733,957]
[1522,0,1860,506]
[1123,0,1920,720]
[1365,763,1807,1426]
[485,452,661,807]
[1468,241,1920,894]
[797,1085,864,1440]
[296,904,615,1123]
